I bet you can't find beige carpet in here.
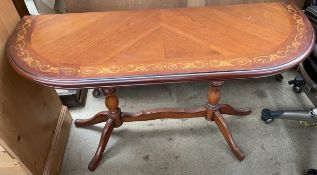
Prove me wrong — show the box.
[61,70,316,175]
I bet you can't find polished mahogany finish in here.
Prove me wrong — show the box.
[6,2,314,88]
[75,81,251,171]
[6,2,315,172]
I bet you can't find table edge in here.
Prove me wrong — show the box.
[6,3,316,89]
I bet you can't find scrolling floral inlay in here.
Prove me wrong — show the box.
[13,3,309,77]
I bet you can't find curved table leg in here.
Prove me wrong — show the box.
[213,111,245,161]
[75,111,110,127]
[88,118,114,172]
[78,83,251,171]
[218,104,251,116]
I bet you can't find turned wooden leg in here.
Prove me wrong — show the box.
[75,111,110,127]
[206,81,245,161]
[88,118,114,171]
[214,112,245,160]
[102,88,122,127]
[88,88,122,172]
[205,81,224,121]
[218,104,251,116]
[81,82,250,171]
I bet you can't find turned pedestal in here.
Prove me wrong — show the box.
[75,81,251,171]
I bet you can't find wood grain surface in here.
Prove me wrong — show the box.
[6,2,314,88]
[0,1,72,174]
[0,144,28,175]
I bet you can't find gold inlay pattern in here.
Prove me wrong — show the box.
[13,3,308,76]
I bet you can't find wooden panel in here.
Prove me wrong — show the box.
[0,57,60,174]
[0,0,72,174]
[65,0,188,12]
[43,106,72,175]
[0,1,20,33]
[6,2,314,88]
[0,144,28,175]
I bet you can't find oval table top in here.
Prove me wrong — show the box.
[7,2,315,88]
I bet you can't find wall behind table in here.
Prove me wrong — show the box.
[64,0,305,12]
[0,0,72,174]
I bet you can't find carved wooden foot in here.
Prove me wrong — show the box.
[88,119,114,171]
[214,111,245,160]
[75,111,110,127]
[87,88,122,172]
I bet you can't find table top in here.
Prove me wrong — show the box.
[7,2,314,88]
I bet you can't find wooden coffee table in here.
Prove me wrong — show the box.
[6,2,314,171]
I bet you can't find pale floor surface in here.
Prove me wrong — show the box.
[61,70,317,175]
